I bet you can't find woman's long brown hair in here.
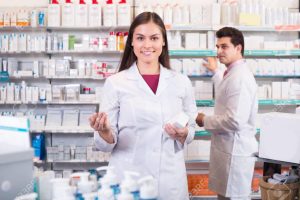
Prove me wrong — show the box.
[118,12,170,72]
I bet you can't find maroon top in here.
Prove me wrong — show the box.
[142,74,160,94]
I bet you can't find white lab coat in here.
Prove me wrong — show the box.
[204,60,258,198]
[94,63,197,200]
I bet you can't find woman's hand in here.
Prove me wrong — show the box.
[164,124,189,145]
[89,112,114,144]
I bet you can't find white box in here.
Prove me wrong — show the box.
[185,33,200,49]
[272,82,281,99]
[0,116,30,149]
[199,33,207,49]
[168,112,189,129]
[281,82,290,99]
[259,112,300,164]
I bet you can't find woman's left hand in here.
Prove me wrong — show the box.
[164,124,188,145]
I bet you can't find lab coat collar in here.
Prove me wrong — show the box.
[223,59,246,80]
[125,62,174,96]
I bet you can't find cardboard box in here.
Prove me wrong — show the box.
[259,112,300,164]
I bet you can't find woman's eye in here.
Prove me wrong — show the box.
[151,37,159,41]
[137,37,144,41]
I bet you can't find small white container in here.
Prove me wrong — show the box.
[62,0,75,27]
[75,0,88,27]
[103,0,117,26]
[117,0,131,26]
[88,0,102,27]
[48,0,61,27]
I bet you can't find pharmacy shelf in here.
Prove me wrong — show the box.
[46,50,123,55]
[167,24,300,32]
[189,75,213,78]
[196,100,215,107]
[190,75,300,78]
[185,159,210,164]
[195,129,260,137]
[0,26,130,32]
[0,51,47,56]
[47,26,130,32]
[254,75,300,78]
[169,49,300,57]
[195,131,211,137]
[0,101,99,105]
[0,26,47,32]
[33,160,48,165]
[213,25,276,32]
[213,25,300,32]
[258,99,300,105]
[244,49,300,56]
[30,127,94,134]
[46,160,108,163]
[167,25,212,31]
[8,75,105,80]
[169,50,216,57]
[196,99,300,107]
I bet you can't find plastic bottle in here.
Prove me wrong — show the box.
[172,4,182,24]
[108,31,116,51]
[88,0,102,27]
[134,2,144,17]
[75,0,88,27]
[117,0,131,26]
[153,4,163,20]
[117,184,134,200]
[96,166,120,196]
[30,10,37,27]
[48,0,61,27]
[82,192,97,200]
[51,178,75,200]
[0,11,4,27]
[181,5,189,25]
[138,176,158,200]
[121,171,140,200]
[62,0,75,27]
[77,172,95,194]
[116,32,125,51]
[21,81,26,103]
[97,178,114,200]
[103,0,117,27]
[163,4,172,25]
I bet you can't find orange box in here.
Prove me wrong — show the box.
[187,174,216,196]
[252,168,263,193]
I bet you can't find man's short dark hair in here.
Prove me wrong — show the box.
[216,27,244,56]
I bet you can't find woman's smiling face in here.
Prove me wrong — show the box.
[132,22,165,66]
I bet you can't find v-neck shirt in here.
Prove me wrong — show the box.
[141,74,160,94]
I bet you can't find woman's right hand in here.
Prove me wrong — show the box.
[89,112,115,143]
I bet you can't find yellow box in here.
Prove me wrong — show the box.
[239,13,261,26]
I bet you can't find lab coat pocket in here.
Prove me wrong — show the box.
[119,97,137,127]
[229,156,255,197]
[208,148,231,196]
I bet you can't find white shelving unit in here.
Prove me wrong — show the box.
[2,4,300,198]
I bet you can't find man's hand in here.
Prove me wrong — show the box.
[164,124,188,145]
[196,113,205,127]
[203,57,218,73]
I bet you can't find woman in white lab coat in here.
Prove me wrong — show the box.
[89,12,197,200]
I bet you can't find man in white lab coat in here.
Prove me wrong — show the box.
[196,27,258,200]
